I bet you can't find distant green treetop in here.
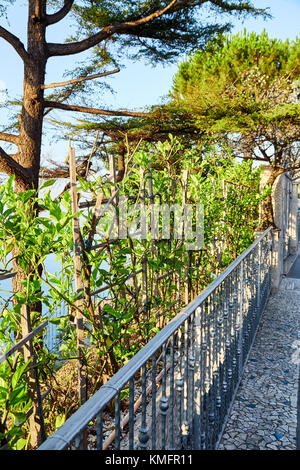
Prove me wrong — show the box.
[171,30,300,228]
[172,30,300,131]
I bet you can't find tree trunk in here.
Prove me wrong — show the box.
[11,1,48,449]
[16,3,47,193]
[258,166,284,231]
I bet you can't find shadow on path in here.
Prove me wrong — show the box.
[219,247,300,450]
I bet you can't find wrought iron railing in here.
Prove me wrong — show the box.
[38,227,272,451]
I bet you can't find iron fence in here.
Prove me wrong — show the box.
[38,227,272,450]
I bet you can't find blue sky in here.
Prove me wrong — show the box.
[99,0,300,110]
[0,0,299,163]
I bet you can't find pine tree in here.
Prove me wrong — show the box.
[171,30,300,227]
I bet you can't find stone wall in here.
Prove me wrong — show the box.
[259,166,299,294]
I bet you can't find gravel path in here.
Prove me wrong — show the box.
[218,269,300,450]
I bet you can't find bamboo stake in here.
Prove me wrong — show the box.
[142,256,148,328]
[85,130,101,178]
[86,191,104,249]
[212,177,216,196]
[182,170,190,305]
[108,154,127,312]
[139,169,149,330]
[108,154,118,238]
[69,146,87,406]
[147,165,158,314]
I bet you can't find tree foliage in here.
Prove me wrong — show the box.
[172,30,300,134]
[0,138,263,448]
[69,0,267,65]
[171,30,300,227]
[0,1,269,191]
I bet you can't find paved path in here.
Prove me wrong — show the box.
[219,253,300,450]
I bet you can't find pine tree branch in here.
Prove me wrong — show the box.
[0,132,19,145]
[41,68,120,89]
[209,0,268,16]
[0,26,29,63]
[46,0,181,57]
[45,0,266,58]
[45,0,74,26]
[0,147,32,181]
[44,100,151,117]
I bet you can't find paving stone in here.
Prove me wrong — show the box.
[266,443,280,450]
[224,444,237,450]
[219,266,300,451]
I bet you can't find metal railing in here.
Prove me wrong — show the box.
[38,227,272,450]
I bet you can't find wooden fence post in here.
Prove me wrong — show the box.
[108,153,121,241]
[139,168,149,331]
[182,170,190,305]
[147,165,159,307]
[69,146,87,406]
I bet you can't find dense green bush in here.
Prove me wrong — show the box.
[0,138,265,448]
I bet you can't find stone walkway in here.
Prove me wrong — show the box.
[219,257,300,450]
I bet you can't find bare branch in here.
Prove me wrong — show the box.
[46,0,181,57]
[41,68,120,89]
[39,158,88,179]
[45,0,74,26]
[44,100,151,117]
[0,147,32,181]
[243,154,267,163]
[0,26,29,63]
[85,130,102,178]
[0,132,19,145]
[254,145,271,162]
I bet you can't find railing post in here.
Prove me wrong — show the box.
[254,231,263,312]
[289,182,299,255]
[160,344,169,449]
[270,228,282,295]
[176,329,184,449]
[138,365,150,450]
[189,315,196,449]
[257,239,261,313]
[169,336,175,449]
[237,260,244,379]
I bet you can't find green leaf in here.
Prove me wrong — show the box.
[13,412,27,427]
[55,413,66,430]
[11,363,28,389]
[150,327,160,334]
[16,438,27,450]
[105,337,113,349]
[0,385,8,398]
[49,317,61,325]
[39,179,56,190]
